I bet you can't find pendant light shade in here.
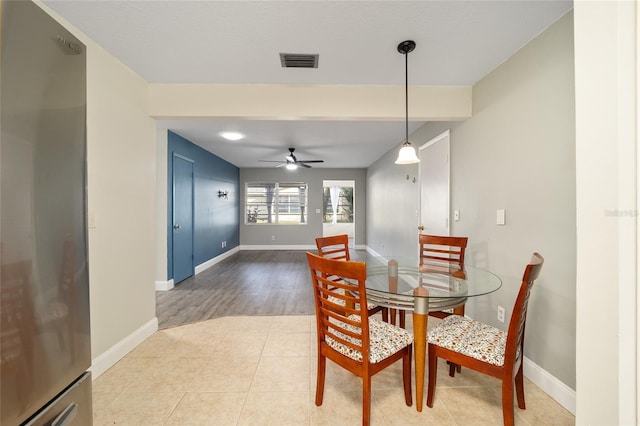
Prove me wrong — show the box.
[395,40,420,165]
[396,142,420,164]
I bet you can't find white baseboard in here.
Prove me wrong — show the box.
[523,356,576,415]
[365,246,384,257]
[156,248,241,291]
[240,244,316,250]
[155,279,174,291]
[195,246,240,274]
[240,244,366,251]
[89,317,158,380]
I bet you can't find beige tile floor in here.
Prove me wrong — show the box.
[92,315,575,425]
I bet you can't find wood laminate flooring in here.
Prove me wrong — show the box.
[156,250,317,329]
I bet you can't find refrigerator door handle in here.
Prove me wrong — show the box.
[51,403,78,426]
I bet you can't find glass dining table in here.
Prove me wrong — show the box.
[357,255,502,412]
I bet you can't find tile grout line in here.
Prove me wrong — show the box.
[235,320,272,425]
[162,391,188,426]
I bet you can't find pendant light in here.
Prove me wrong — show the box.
[395,40,420,165]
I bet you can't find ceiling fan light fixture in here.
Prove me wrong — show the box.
[220,131,245,141]
[395,40,420,165]
[258,148,323,168]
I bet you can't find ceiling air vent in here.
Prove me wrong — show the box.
[280,53,319,68]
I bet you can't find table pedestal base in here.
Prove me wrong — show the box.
[413,310,427,412]
[412,286,429,412]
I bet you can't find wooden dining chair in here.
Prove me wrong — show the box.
[390,234,469,330]
[315,234,388,322]
[426,253,544,426]
[306,252,413,426]
[419,234,469,318]
[315,234,352,261]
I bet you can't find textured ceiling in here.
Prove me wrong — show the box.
[43,0,573,167]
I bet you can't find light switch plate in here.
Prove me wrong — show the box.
[454,209,460,222]
[88,212,97,229]
[496,209,506,225]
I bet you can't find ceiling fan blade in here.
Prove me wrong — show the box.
[260,148,324,168]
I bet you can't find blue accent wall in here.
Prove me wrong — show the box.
[167,131,240,280]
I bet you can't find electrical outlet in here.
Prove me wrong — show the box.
[271,235,276,241]
[497,306,505,323]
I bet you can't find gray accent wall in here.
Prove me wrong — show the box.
[240,168,366,247]
[367,12,576,389]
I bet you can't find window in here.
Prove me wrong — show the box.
[323,185,354,223]
[246,182,308,224]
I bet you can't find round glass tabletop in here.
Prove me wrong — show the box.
[352,255,502,311]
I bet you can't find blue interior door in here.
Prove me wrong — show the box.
[172,154,194,284]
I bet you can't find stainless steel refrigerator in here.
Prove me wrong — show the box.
[1,1,93,424]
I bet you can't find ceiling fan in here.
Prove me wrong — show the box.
[259,147,324,169]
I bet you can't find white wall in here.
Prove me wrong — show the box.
[452,11,576,388]
[155,129,168,283]
[86,43,156,359]
[574,1,638,424]
[366,153,421,257]
[149,84,471,121]
[368,9,577,402]
[37,2,158,366]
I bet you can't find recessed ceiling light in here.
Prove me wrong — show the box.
[220,131,244,141]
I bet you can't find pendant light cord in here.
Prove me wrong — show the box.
[405,47,409,144]
[395,40,419,164]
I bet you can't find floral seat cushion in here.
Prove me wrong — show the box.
[428,315,518,366]
[326,316,413,364]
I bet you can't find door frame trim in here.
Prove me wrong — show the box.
[418,129,451,236]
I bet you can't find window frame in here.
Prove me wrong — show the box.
[245,182,308,225]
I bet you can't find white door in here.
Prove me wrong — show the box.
[419,130,450,236]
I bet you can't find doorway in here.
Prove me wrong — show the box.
[419,130,450,236]
[172,153,194,284]
[322,180,355,247]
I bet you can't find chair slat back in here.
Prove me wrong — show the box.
[419,234,468,268]
[315,234,351,261]
[306,252,370,364]
[504,253,544,367]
